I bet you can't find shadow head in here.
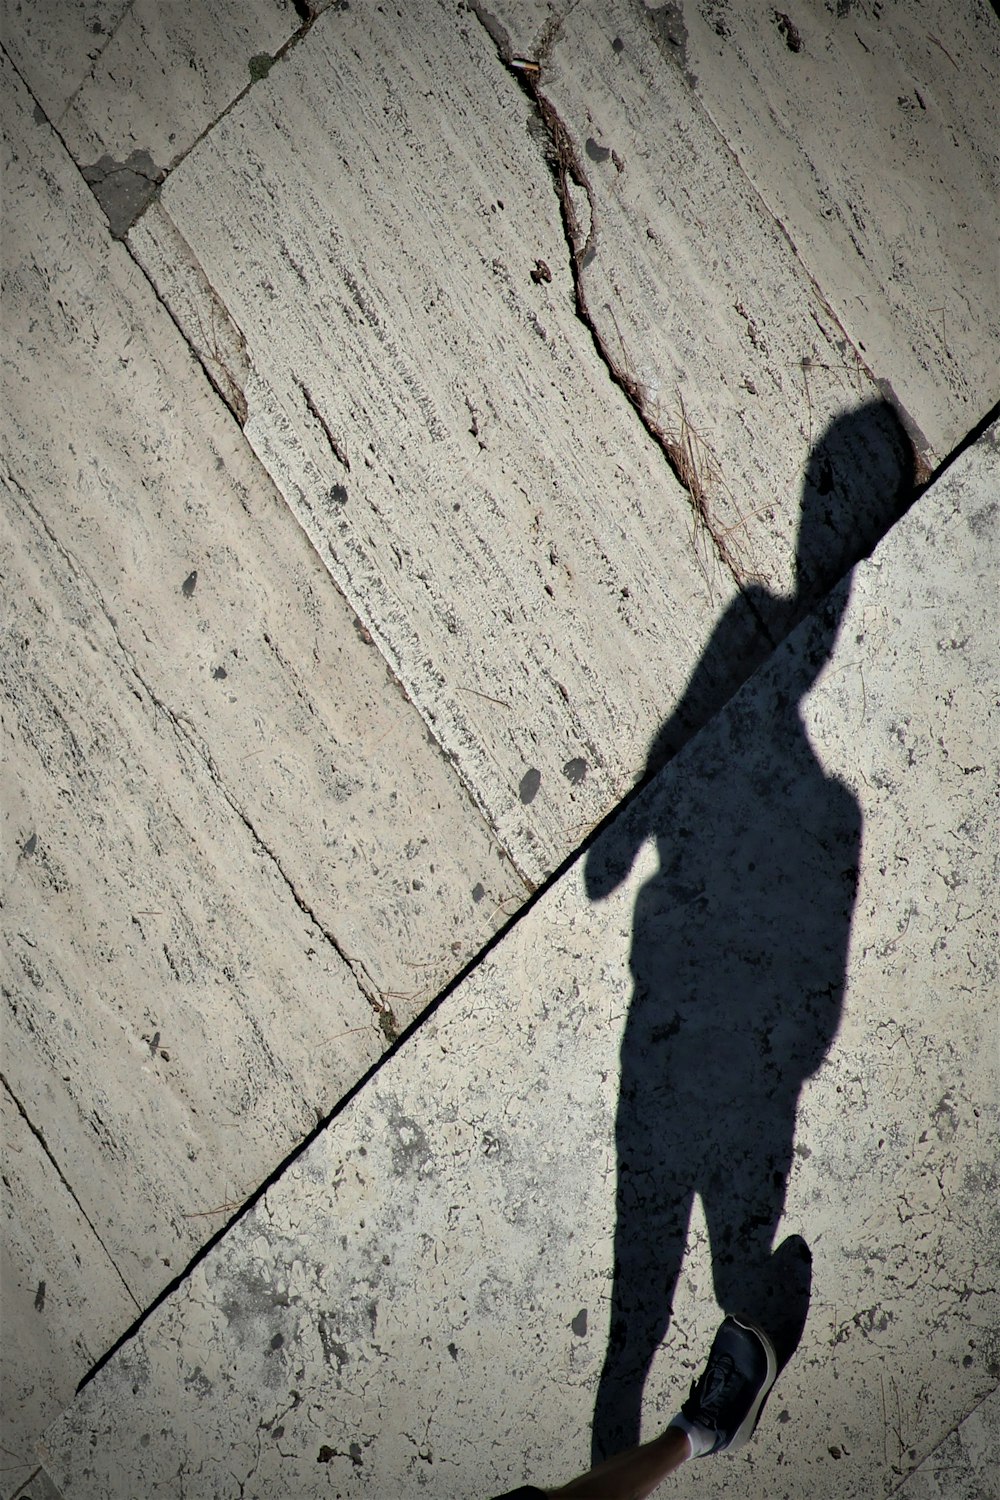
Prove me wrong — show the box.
[790,398,917,658]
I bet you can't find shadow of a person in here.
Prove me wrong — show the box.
[585,401,916,1461]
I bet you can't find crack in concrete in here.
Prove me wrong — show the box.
[54,0,139,128]
[467,1,764,620]
[296,379,351,471]
[5,463,384,1023]
[1,1069,142,1313]
[129,204,253,427]
[139,6,326,195]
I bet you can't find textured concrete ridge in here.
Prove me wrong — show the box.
[39,431,999,1497]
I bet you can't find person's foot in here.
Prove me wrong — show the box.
[680,1316,777,1455]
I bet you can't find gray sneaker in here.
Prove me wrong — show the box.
[681,1316,778,1455]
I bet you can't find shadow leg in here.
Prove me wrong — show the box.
[702,1113,812,1374]
[591,1178,691,1464]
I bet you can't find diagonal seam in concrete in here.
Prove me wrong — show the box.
[66,397,1000,1408]
[4,462,383,1018]
[0,1072,142,1316]
[51,0,138,131]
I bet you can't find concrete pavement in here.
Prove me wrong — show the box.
[36,426,1000,1497]
[2,1,998,1494]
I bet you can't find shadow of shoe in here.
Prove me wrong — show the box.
[757,1233,813,1375]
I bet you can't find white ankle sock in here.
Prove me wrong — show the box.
[668,1413,716,1458]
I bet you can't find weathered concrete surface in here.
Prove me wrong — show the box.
[131,0,929,886]
[2,1,998,1493]
[1,1088,134,1499]
[490,0,1000,460]
[40,430,999,1498]
[0,0,314,229]
[893,1386,999,1500]
[678,0,1000,454]
[1,46,523,1490]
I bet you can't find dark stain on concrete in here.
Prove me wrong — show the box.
[968,499,997,539]
[774,11,804,53]
[183,1365,213,1397]
[81,150,161,238]
[641,0,696,88]
[249,53,275,82]
[388,1106,431,1177]
[519,767,541,804]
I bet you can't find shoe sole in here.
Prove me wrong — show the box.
[723,1318,778,1453]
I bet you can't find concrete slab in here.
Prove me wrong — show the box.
[1,1086,135,1497]
[2,44,522,1475]
[487,0,999,460]
[40,428,999,1497]
[132,0,923,887]
[893,1386,999,1500]
[1,2,317,232]
[678,0,1000,456]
